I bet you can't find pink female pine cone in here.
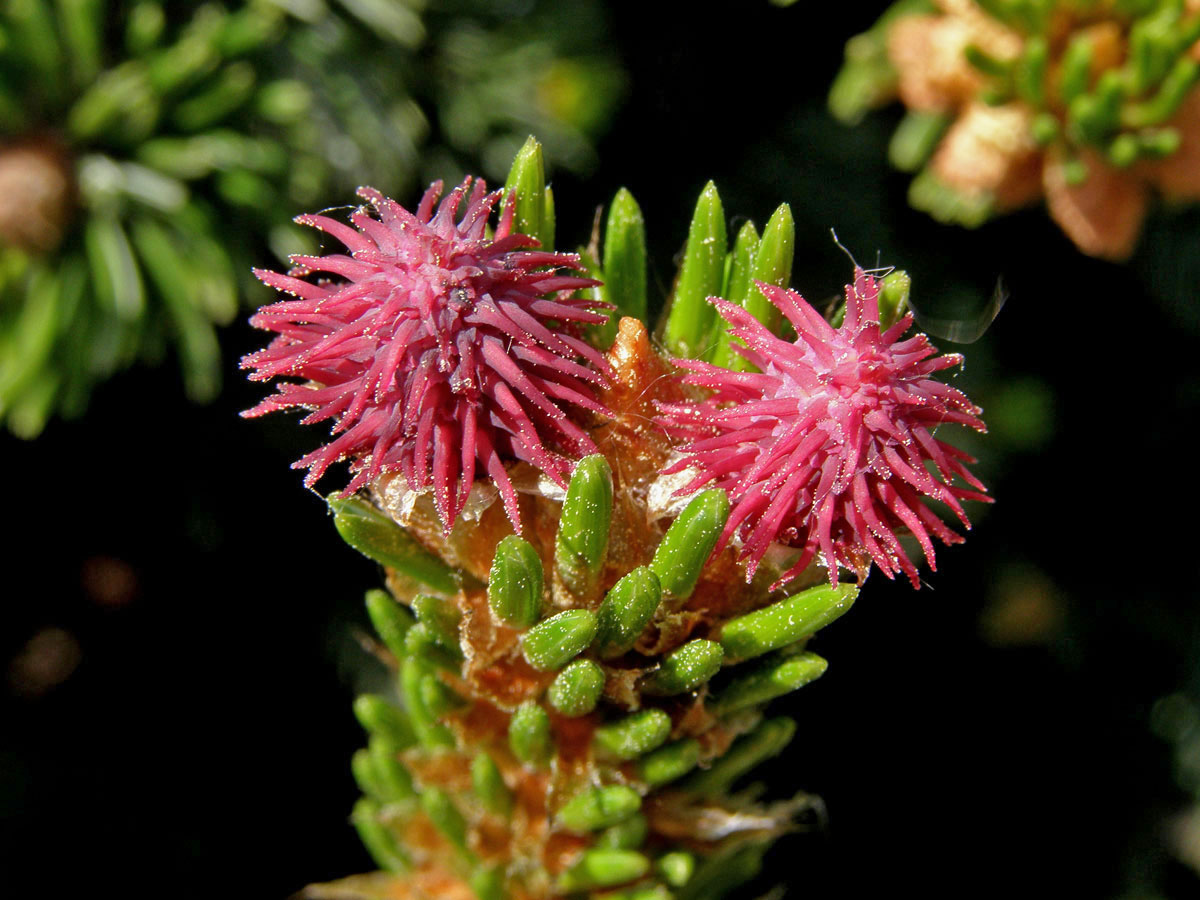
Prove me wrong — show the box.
[656,270,990,589]
[240,178,611,533]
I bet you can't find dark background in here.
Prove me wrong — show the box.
[4,2,1200,897]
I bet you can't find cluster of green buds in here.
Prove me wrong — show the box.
[330,466,853,900]
[829,0,1200,258]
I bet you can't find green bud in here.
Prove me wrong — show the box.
[665,181,726,359]
[594,566,662,658]
[1108,132,1140,167]
[412,594,462,656]
[596,812,649,850]
[557,784,642,833]
[547,659,606,717]
[556,850,651,892]
[365,589,415,660]
[542,185,556,251]
[471,752,512,816]
[888,111,951,173]
[1059,32,1094,105]
[594,709,672,761]
[963,43,1011,79]
[602,887,672,900]
[351,749,382,799]
[353,695,416,749]
[657,851,695,888]
[1122,57,1200,129]
[420,672,463,717]
[745,203,794,325]
[604,188,648,323]
[487,536,544,628]
[421,786,468,852]
[352,798,410,872]
[404,622,462,671]
[878,270,911,330]
[1068,71,1124,146]
[509,700,553,766]
[1140,127,1182,158]
[710,221,760,371]
[1031,112,1058,145]
[641,639,724,696]
[522,609,598,671]
[400,657,454,748]
[329,496,458,595]
[470,866,506,900]
[636,738,702,786]
[683,717,796,798]
[555,454,613,596]
[368,736,416,801]
[1062,156,1090,187]
[503,135,546,247]
[709,651,828,716]
[908,167,994,228]
[719,583,857,661]
[649,490,729,599]
[724,220,760,305]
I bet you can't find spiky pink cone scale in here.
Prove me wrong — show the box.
[241,177,611,532]
[656,270,990,589]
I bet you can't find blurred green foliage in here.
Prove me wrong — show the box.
[0,0,621,438]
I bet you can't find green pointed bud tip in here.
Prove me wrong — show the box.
[594,708,672,761]
[636,738,702,786]
[400,656,456,748]
[503,135,546,245]
[328,495,457,595]
[368,736,416,801]
[556,850,651,892]
[353,695,416,748]
[594,566,662,658]
[547,658,606,717]
[522,608,598,672]
[555,454,613,594]
[642,639,724,696]
[542,185,556,251]
[404,622,462,671]
[365,589,415,659]
[657,851,696,888]
[351,749,380,798]
[556,784,642,833]
[472,752,512,816]
[421,786,468,851]
[596,812,649,850]
[352,798,411,873]
[488,535,544,628]
[878,270,911,329]
[665,181,726,359]
[509,700,553,765]
[412,594,462,655]
[719,583,857,661]
[420,672,463,717]
[470,866,506,900]
[603,188,648,322]
[724,219,760,304]
[710,221,762,370]
[709,651,828,716]
[750,203,795,293]
[649,489,730,599]
[888,111,952,173]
